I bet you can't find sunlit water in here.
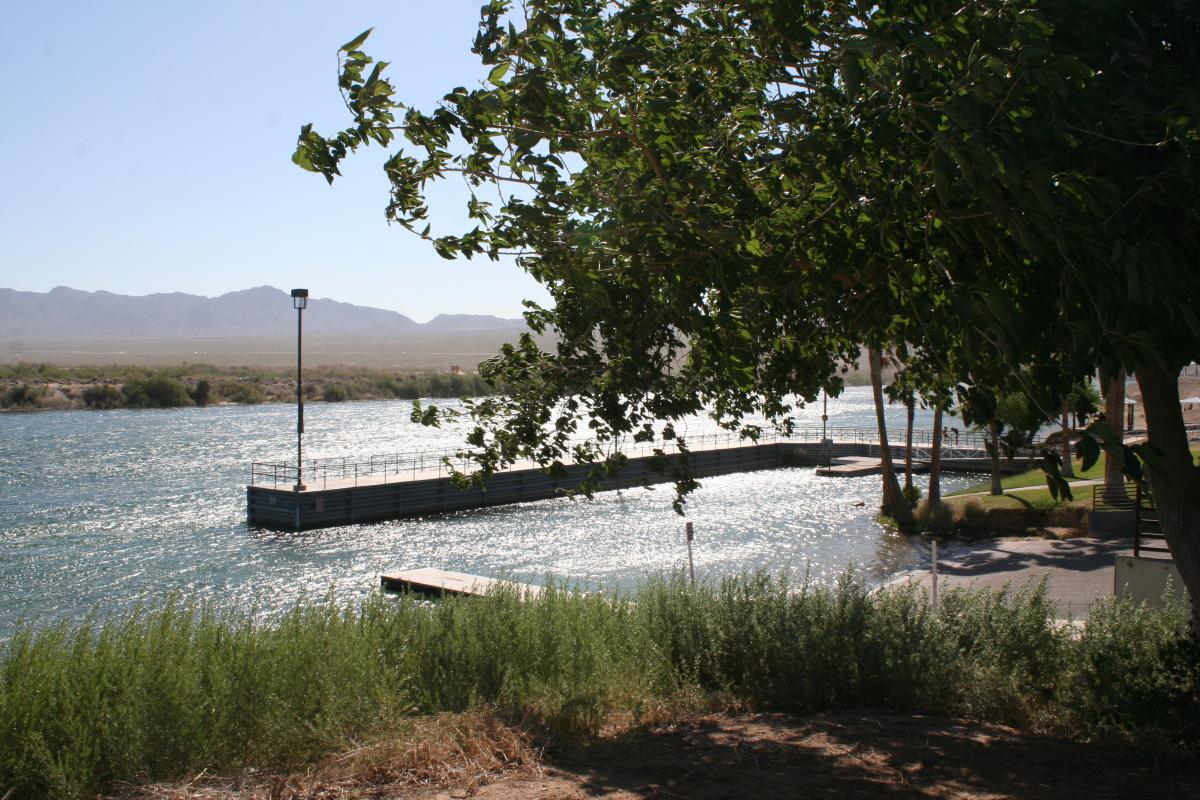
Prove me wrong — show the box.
[0,386,978,633]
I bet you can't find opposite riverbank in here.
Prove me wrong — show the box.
[0,363,491,411]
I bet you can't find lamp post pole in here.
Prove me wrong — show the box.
[822,390,828,442]
[291,288,308,492]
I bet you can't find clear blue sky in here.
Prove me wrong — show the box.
[0,1,550,321]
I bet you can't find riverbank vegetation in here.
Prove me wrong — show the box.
[0,364,492,411]
[1,575,1195,799]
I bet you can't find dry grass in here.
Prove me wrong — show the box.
[113,711,539,800]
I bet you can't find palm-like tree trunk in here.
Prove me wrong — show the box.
[1103,369,1127,493]
[904,394,915,491]
[869,347,911,523]
[1061,400,1075,478]
[928,405,943,506]
[989,419,1003,496]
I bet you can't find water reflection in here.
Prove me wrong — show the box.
[0,387,978,632]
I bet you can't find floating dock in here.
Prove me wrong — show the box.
[380,567,542,598]
[247,432,1032,530]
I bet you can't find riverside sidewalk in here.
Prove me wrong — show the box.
[890,535,1131,620]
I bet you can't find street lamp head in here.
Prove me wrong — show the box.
[291,288,309,310]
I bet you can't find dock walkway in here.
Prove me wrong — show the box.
[380,567,543,598]
[248,430,1031,530]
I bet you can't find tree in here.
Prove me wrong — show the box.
[1066,381,1100,431]
[296,0,1200,617]
[1101,370,1127,495]
[869,346,911,523]
[927,405,944,506]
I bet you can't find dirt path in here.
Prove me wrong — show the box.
[122,712,1195,800]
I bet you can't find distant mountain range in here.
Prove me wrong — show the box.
[0,286,528,339]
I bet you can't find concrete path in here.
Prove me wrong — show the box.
[949,477,1103,498]
[890,535,1132,620]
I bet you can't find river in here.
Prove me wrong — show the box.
[0,386,979,632]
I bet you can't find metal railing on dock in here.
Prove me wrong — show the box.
[251,430,789,490]
[249,425,1029,490]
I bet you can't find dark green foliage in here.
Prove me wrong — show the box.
[217,380,266,405]
[190,378,212,407]
[81,384,123,409]
[120,377,193,409]
[1,578,1195,799]
[322,383,355,402]
[0,383,47,408]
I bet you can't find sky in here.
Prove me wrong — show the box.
[0,1,551,321]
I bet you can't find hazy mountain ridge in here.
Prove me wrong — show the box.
[0,286,527,339]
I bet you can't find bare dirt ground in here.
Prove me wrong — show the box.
[119,711,1196,800]
[1127,374,1200,429]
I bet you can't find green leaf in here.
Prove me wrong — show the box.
[488,62,511,85]
[340,28,373,53]
[1075,435,1101,472]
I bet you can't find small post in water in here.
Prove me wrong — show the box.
[930,538,939,610]
[686,521,696,585]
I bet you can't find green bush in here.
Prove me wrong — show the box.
[0,383,48,408]
[217,381,265,405]
[322,383,355,402]
[902,484,922,508]
[121,377,194,408]
[81,384,124,409]
[914,499,956,534]
[190,378,212,406]
[959,499,988,530]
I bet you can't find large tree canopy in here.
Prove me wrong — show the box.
[296,0,1200,613]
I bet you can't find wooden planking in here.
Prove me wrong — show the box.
[380,567,542,598]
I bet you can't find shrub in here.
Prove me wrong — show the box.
[914,499,955,534]
[81,384,124,409]
[190,379,212,407]
[122,377,193,408]
[217,381,265,405]
[1,383,48,408]
[959,499,988,529]
[322,383,355,402]
[902,484,922,508]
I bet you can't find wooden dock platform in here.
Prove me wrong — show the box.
[380,567,542,598]
[816,456,931,477]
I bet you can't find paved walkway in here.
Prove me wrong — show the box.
[949,477,1103,498]
[890,535,1132,620]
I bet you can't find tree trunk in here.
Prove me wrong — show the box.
[1136,362,1200,624]
[928,405,943,506]
[1061,401,1075,478]
[989,420,1003,496]
[869,347,911,524]
[1103,369,1127,493]
[904,395,915,491]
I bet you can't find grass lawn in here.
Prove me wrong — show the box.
[946,444,1200,503]
[944,490,1083,512]
[949,454,1105,497]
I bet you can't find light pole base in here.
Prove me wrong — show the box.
[293,483,307,492]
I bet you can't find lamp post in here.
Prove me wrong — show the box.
[291,288,308,492]
[821,389,828,442]
[819,389,831,467]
